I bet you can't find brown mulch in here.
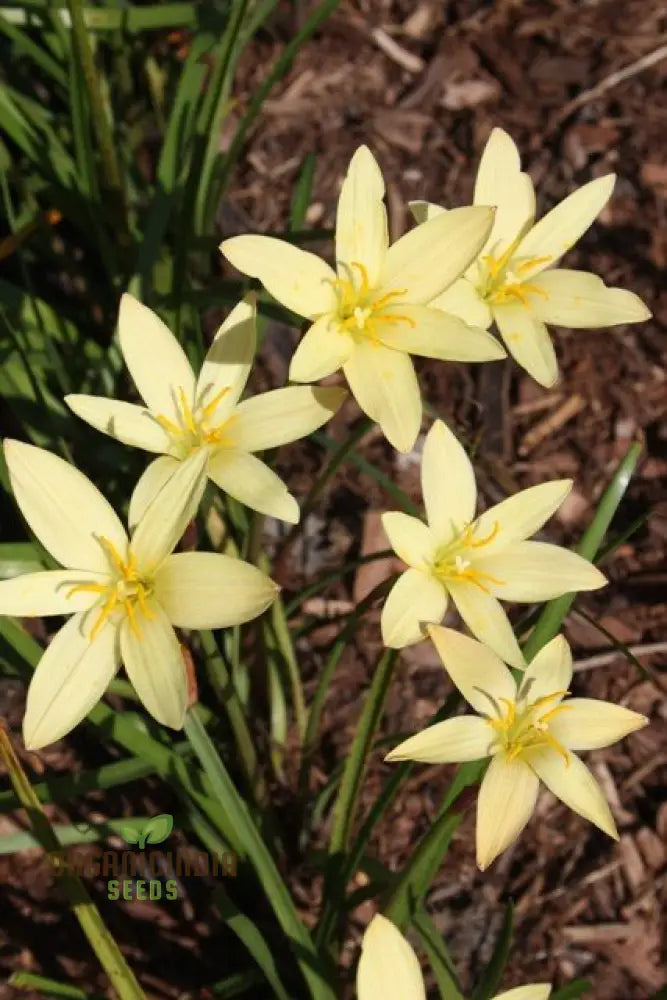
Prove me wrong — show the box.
[2,2,666,999]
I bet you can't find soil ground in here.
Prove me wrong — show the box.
[1,2,665,999]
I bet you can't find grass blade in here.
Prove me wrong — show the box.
[522,441,642,661]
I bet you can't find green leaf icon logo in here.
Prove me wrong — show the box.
[121,825,140,845]
[141,813,174,847]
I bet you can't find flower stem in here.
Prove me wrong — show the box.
[183,709,336,1000]
[0,726,146,1000]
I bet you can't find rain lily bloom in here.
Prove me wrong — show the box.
[357,913,551,1000]
[220,145,506,453]
[381,420,606,668]
[0,442,278,748]
[66,294,345,527]
[412,127,651,387]
[387,629,647,870]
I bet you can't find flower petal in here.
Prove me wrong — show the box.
[381,512,435,569]
[429,278,493,329]
[289,315,354,382]
[519,634,573,703]
[527,747,618,839]
[343,340,421,453]
[357,915,425,1000]
[232,386,346,452]
[128,455,180,531]
[386,715,494,763]
[421,420,477,546]
[381,568,448,647]
[23,613,118,749]
[493,986,551,1000]
[474,541,606,601]
[474,480,572,553]
[477,754,539,869]
[409,200,447,224]
[515,174,615,274]
[118,294,196,422]
[130,449,208,570]
[374,305,505,362]
[335,145,388,287]
[474,127,535,250]
[65,395,169,453]
[529,269,651,328]
[445,582,526,670]
[208,449,299,523]
[196,295,256,423]
[155,552,278,629]
[549,698,647,751]
[492,303,558,388]
[0,569,105,617]
[427,625,517,713]
[120,601,187,730]
[381,206,495,304]
[4,440,128,573]
[220,235,337,319]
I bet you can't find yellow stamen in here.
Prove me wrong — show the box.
[469,520,500,548]
[516,255,552,275]
[178,388,197,435]
[201,386,230,419]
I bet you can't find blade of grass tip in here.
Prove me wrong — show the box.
[0,727,147,1000]
[522,440,642,662]
[182,708,336,1000]
[289,152,316,231]
[199,629,266,800]
[275,418,374,571]
[208,0,340,213]
[382,760,485,930]
[66,0,128,241]
[327,648,399,861]
[312,428,420,515]
[8,971,107,1000]
[263,615,289,780]
[266,558,307,740]
[412,907,464,1000]
[300,577,396,798]
[285,548,394,618]
[573,607,666,690]
[207,969,264,999]
[471,900,513,1000]
[213,888,293,1000]
[551,982,593,1000]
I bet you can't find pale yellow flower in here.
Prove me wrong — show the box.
[0,442,278,747]
[66,294,345,526]
[381,420,605,668]
[220,145,505,452]
[387,629,647,869]
[413,127,651,387]
[357,913,551,1000]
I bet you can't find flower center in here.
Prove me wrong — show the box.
[66,537,155,640]
[328,261,415,341]
[153,386,237,459]
[476,236,552,307]
[486,690,572,764]
[431,520,504,593]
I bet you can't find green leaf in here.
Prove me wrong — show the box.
[121,825,140,845]
[142,812,174,845]
[551,981,593,1000]
[471,901,513,1000]
[289,152,316,230]
[522,441,642,661]
[213,888,292,1000]
[412,908,464,1000]
[8,970,107,999]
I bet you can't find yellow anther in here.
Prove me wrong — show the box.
[516,255,552,275]
[351,261,370,293]
[99,536,127,574]
[201,386,230,419]
[178,388,197,435]
[470,520,500,549]
[155,413,181,436]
